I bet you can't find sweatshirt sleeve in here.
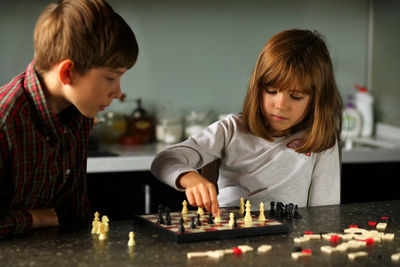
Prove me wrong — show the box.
[151,116,233,190]
[307,141,341,206]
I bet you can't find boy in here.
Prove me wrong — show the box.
[0,0,138,238]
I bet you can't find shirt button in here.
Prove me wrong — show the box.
[66,169,71,175]
[45,136,50,141]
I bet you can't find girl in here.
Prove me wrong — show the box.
[151,29,343,216]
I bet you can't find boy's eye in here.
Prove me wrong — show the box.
[106,77,116,82]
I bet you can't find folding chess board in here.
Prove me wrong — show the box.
[134,207,289,243]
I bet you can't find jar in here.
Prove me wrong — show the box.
[184,111,211,138]
[156,105,183,144]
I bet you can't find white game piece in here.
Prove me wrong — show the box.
[206,250,225,258]
[98,222,106,240]
[346,240,365,249]
[239,197,245,215]
[335,243,349,252]
[320,245,335,254]
[392,252,400,262]
[91,220,99,234]
[304,234,321,240]
[228,212,235,227]
[348,251,367,260]
[294,236,310,243]
[214,212,221,224]
[182,200,189,214]
[257,245,272,253]
[197,207,204,216]
[223,249,234,254]
[237,245,254,253]
[102,215,109,231]
[291,250,312,260]
[376,222,387,231]
[382,233,395,241]
[258,202,266,222]
[344,227,366,234]
[340,234,355,241]
[94,211,100,221]
[96,221,103,234]
[128,231,135,246]
[187,251,209,259]
[322,233,341,240]
[244,200,252,224]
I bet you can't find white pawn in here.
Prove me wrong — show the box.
[214,211,221,224]
[102,215,109,231]
[258,202,266,222]
[244,200,252,225]
[91,211,100,234]
[228,212,235,227]
[128,231,135,246]
[98,222,106,240]
[182,200,189,214]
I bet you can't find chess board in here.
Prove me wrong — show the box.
[134,207,289,243]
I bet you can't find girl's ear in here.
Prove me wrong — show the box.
[58,59,74,85]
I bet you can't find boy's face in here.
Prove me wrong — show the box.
[262,86,310,136]
[66,67,126,118]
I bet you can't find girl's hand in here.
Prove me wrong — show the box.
[28,208,59,228]
[178,171,220,216]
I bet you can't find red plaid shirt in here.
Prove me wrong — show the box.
[0,61,93,238]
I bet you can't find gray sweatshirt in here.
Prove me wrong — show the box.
[151,114,340,208]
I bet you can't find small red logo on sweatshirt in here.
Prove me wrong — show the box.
[287,139,311,157]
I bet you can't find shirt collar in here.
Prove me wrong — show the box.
[23,61,83,138]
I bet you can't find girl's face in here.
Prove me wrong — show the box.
[262,86,310,136]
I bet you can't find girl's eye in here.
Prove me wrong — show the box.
[265,88,277,94]
[291,94,304,101]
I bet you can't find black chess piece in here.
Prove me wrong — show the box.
[208,212,214,224]
[294,205,302,219]
[179,218,185,232]
[165,205,172,225]
[269,201,276,218]
[233,216,238,228]
[286,203,294,220]
[190,216,196,229]
[157,204,165,224]
[196,214,202,226]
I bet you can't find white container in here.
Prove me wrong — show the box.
[353,85,374,137]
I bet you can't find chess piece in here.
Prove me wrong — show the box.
[190,216,196,229]
[294,205,302,219]
[214,211,221,224]
[233,216,238,228]
[182,200,189,214]
[98,222,106,240]
[269,201,276,218]
[228,212,235,227]
[239,197,245,216]
[197,207,204,216]
[208,212,214,224]
[165,205,172,225]
[179,218,185,232]
[196,214,202,226]
[128,231,135,246]
[258,202,266,222]
[91,211,100,234]
[244,200,252,224]
[157,204,165,224]
[102,215,109,231]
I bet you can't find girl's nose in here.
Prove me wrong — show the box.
[275,93,288,110]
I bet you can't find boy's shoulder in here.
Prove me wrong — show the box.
[0,73,30,127]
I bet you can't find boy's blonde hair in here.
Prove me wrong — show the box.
[34,0,138,75]
[242,29,343,153]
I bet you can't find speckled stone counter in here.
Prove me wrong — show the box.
[1,200,399,266]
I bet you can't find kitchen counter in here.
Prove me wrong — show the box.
[1,200,399,266]
[87,136,400,173]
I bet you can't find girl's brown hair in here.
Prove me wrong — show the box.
[242,29,343,153]
[34,0,138,75]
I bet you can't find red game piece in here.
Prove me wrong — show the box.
[368,221,377,227]
[301,249,312,254]
[303,231,313,235]
[330,235,340,243]
[349,225,358,228]
[232,247,243,255]
[365,238,374,246]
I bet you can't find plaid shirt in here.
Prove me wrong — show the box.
[0,61,93,238]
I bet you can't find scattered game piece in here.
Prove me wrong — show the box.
[381,216,390,223]
[197,207,204,216]
[348,251,368,260]
[392,252,400,262]
[182,200,189,214]
[244,200,252,225]
[382,233,395,241]
[294,236,310,243]
[330,235,341,243]
[102,215,109,232]
[346,239,366,249]
[258,202,266,222]
[376,222,387,231]
[232,247,243,255]
[257,244,272,254]
[368,221,377,227]
[291,249,312,260]
[187,250,224,259]
[237,245,254,253]
[128,231,135,246]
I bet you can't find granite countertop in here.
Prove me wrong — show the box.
[1,200,399,266]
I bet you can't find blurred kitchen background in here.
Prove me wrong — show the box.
[1,0,399,217]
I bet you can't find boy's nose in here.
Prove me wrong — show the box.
[110,85,122,100]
